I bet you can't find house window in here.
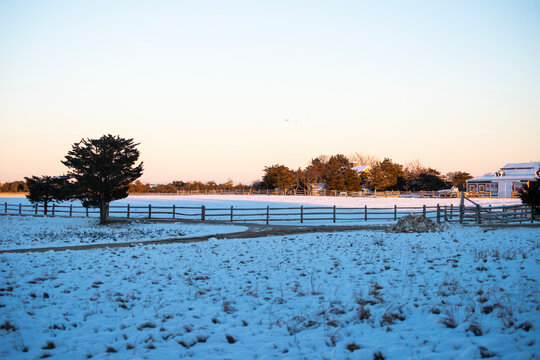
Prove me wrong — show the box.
[478,184,485,192]
[469,184,477,192]
[512,182,524,192]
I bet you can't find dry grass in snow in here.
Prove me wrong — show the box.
[0,220,538,359]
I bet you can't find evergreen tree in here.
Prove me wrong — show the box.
[24,175,71,215]
[62,134,143,224]
[261,164,295,190]
[415,173,449,190]
[519,180,540,216]
[445,171,473,191]
[367,158,405,190]
[324,154,362,191]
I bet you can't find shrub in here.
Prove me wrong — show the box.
[519,180,540,215]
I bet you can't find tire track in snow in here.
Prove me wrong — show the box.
[0,224,389,254]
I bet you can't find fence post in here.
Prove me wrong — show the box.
[172,204,176,219]
[394,205,397,220]
[531,206,535,224]
[201,205,205,221]
[127,204,130,219]
[450,204,453,220]
[475,205,482,224]
[422,205,426,218]
[266,206,269,225]
[148,204,152,219]
[459,192,465,224]
[69,204,73,217]
[333,205,336,223]
[365,205,368,221]
[19,203,21,215]
[35,204,38,215]
[230,206,233,223]
[52,203,55,216]
[4,202,7,214]
[300,206,303,224]
[444,205,448,221]
[436,204,440,224]
[86,207,89,217]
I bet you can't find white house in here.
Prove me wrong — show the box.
[467,162,540,198]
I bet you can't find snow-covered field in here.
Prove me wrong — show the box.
[0,216,246,250]
[100,194,522,209]
[0,217,538,359]
[0,194,521,210]
[1,194,523,225]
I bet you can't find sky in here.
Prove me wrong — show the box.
[1,0,539,184]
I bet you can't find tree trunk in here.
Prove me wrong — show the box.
[100,200,108,225]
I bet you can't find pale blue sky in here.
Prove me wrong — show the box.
[1,0,539,183]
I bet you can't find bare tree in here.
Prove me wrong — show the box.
[404,159,426,177]
[348,152,379,166]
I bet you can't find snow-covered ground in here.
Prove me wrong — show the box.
[0,216,246,250]
[1,194,523,225]
[0,219,538,359]
[108,194,522,208]
[0,194,521,210]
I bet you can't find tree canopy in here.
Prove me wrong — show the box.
[24,175,71,215]
[367,158,405,190]
[445,171,473,191]
[62,134,143,224]
[519,180,540,215]
[260,164,295,190]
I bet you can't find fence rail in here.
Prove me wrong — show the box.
[1,201,534,225]
[128,189,502,198]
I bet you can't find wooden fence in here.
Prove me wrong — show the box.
[1,201,534,225]
[130,189,498,198]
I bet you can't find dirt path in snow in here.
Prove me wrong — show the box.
[0,224,390,254]
[3,220,537,254]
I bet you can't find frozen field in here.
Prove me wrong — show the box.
[0,194,521,210]
[0,216,246,250]
[0,217,538,359]
[1,194,524,225]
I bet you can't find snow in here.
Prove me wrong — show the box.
[117,194,521,209]
[1,195,522,226]
[0,216,246,250]
[0,194,521,210]
[0,217,538,359]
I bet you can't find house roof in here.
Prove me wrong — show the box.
[468,162,540,183]
[501,162,540,170]
[352,164,371,173]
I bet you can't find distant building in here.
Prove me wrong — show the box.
[467,162,540,198]
[350,162,371,174]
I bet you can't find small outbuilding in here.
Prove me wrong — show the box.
[467,162,540,198]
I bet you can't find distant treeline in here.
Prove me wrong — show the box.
[128,153,473,193]
[2,153,473,194]
[0,181,27,193]
[128,180,254,193]
[257,153,473,192]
